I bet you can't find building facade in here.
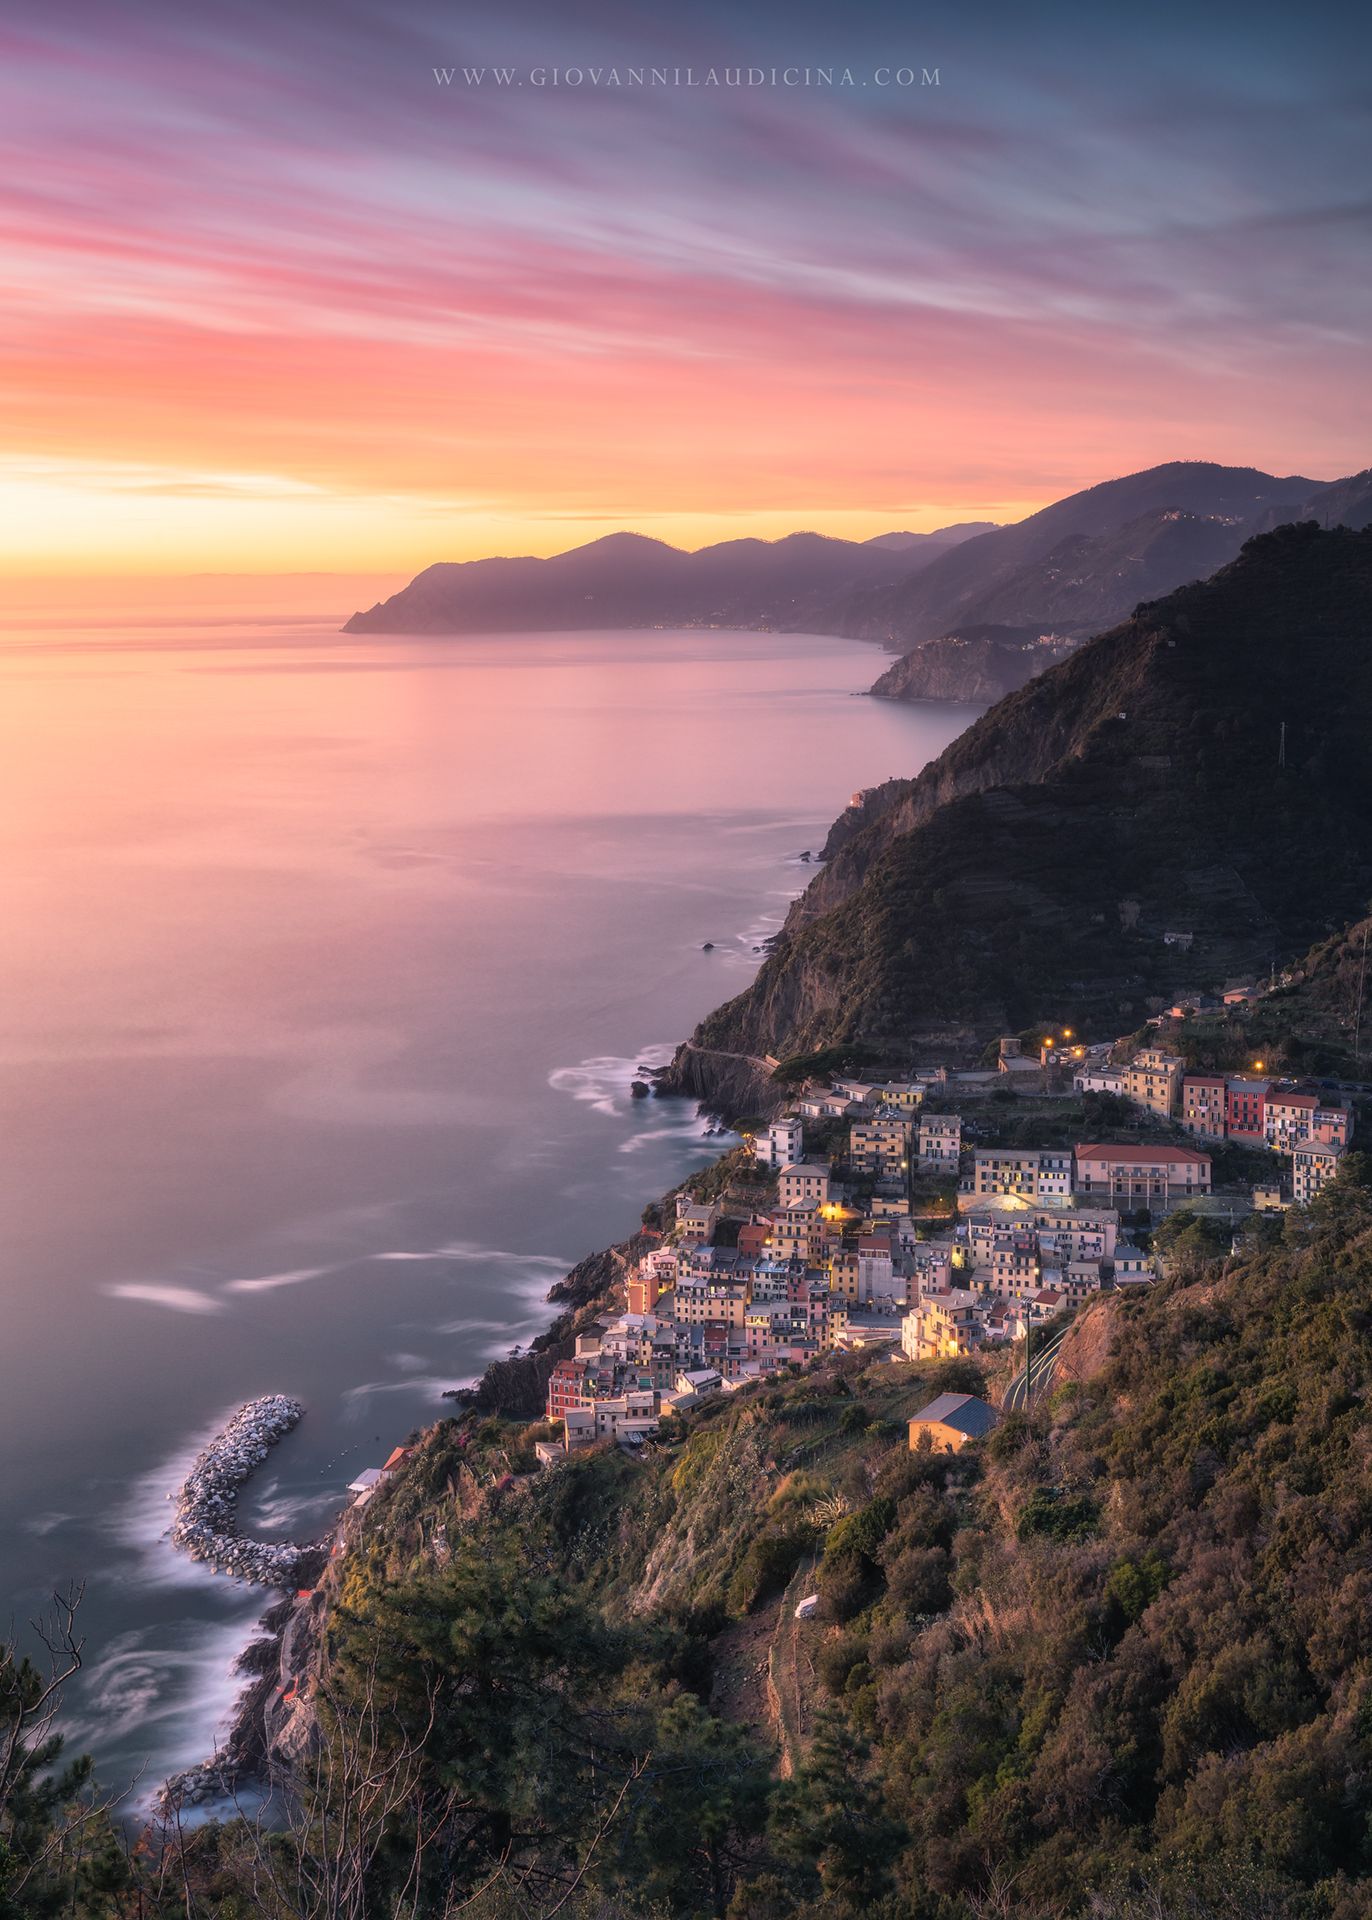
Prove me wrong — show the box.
[1180,1073,1228,1141]
[1293,1140,1345,1205]
[762,1116,803,1170]
[1073,1143,1212,1212]
[918,1113,962,1168]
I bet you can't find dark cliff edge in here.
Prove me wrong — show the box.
[868,624,1079,706]
[680,523,1372,1074]
[653,1042,785,1122]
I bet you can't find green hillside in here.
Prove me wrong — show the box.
[15,1157,1372,1919]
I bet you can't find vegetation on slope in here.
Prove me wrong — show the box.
[16,1159,1372,1917]
[271,1151,1372,1918]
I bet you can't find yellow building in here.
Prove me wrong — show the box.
[1124,1050,1183,1119]
[908,1391,1000,1453]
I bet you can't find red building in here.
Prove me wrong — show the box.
[1315,1103,1353,1149]
[546,1358,592,1420]
[736,1220,770,1259]
[1225,1075,1269,1144]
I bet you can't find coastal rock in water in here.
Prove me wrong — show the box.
[169,1395,322,1589]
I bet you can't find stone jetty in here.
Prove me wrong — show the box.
[169,1395,318,1587]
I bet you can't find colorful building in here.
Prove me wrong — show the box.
[1074,1143,1212,1212]
[1180,1072,1228,1141]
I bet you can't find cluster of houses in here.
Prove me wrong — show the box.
[535,1019,1362,1457]
[540,1068,1225,1454]
[1074,1046,1353,1204]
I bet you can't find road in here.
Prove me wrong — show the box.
[1002,1325,1070,1413]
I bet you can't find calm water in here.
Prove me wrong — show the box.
[0,619,975,1807]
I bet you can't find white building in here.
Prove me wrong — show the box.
[1293,1140,1345,1206]
[762,1116,803,1170]
[918,1114,963,1169]
[1073,1065,1128,1095]
[674,1366,723,1398]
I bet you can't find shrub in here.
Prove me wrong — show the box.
[930,1357,985,1397]
[815,1631,870,1697]
[987,1410,1035,1461]
[728,1525,816,1614]
[824,1496,896,1565]
[883,1544,953,1618]
[1015,1487,1099,1543]
[1103,1551,1169,1632]
[816,1554,875,1624]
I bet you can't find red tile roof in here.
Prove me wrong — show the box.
[1075,1143,1209,1164]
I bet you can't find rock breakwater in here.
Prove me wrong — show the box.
[169,1396,320,1587]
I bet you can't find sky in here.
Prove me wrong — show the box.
[2,0,1369,585]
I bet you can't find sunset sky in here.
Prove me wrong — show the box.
[3,0,1368,584]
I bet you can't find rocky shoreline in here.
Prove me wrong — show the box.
[158,1139,740,1816]
[157,1399,331,1814]
[169,1395,324,1588]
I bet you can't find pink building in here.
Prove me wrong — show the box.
[1074,1143,1211,1212]
[1180,1073,1227,1141]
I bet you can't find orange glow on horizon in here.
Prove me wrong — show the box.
[3,14,1363,584]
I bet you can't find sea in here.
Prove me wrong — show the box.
[0,616,977,1809]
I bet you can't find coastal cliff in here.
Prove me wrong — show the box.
[867,624,1078,706]
[683,524,1372,1072]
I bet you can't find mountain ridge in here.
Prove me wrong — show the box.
[863,472,1372,707]
[342,523,990,635]
[678,522,1372,1079]
[342,462,1366,647]
[820,462,1327,650]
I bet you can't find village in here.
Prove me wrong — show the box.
[519,1009,1358,1464]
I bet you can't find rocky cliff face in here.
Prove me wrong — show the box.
[654,1043,785,1118]
[687,524,1372,1070]
[868,624,1078,705]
